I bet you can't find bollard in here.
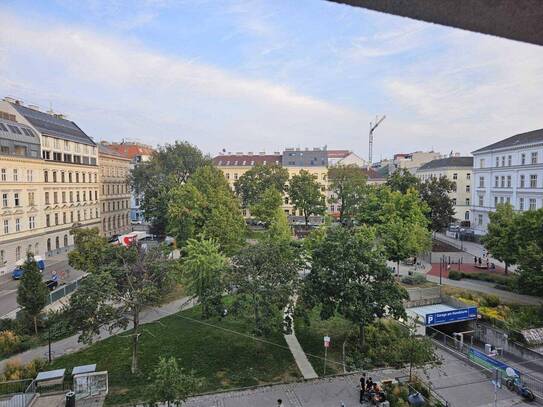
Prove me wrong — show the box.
[65,391,75,407]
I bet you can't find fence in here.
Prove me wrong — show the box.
[0,380,36,407]
[0,274,86,320]
[426,325,543,400]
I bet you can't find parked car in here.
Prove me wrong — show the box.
[45,279,58,291]
[11,267,24,280]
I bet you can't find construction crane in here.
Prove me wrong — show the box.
[368,115,386,164]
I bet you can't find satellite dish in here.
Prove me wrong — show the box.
[506,367,518,377]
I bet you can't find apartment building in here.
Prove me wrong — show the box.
[417,156,474,222]
[98,143,131,238]
[471,128,543,236]
[326,150,368,167]
[105,141,154,223]
[0,98,100,274]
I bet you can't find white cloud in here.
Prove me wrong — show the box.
[0,10,371,155]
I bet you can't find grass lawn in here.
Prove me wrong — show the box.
[50,304,300,405]
[294,308,355,376]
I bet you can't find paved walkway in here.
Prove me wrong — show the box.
[284,334,318,380]
[0,295,195,371]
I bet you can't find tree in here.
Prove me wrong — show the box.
[303,226,408,347]
[513,208,543,296]
[167,165,246,254]
[288,170,326,226]
[419,176,456,232]
[386,168,419,194]
[69,229,176,373]
[145,356,199,407]
[230,240,301,335]
[481,203,520,274]
[249,187,283,226]
[68,227,113,274]
[327,165,367,225]
[267,207,292,241]
[17,254,49,335]
[234,164,289,208]
[130,141,210,235]
[182,238,227,318]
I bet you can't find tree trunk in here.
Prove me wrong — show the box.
[131,307,140,374]
[504,262,508,275]
[397,260,400,277]
[33,315,38,336]
[304,212,309,227]
[359,323,365,349]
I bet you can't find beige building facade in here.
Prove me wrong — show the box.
[416,156,474,222]
[98,143,131,238]
[0,98,100,275]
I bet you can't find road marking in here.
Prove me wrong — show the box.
[0,289,17,298]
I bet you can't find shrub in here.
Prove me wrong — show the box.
[448,271,462,280]
[401,276,415,285]
[0,331,22,356]
[0,358,47,381]
[481,294,500,307]
[412,273,427,284]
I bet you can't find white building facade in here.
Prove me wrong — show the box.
[471,129,543,236]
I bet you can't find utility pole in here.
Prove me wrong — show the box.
[368,115,386,164]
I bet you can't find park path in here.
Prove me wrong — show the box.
[0,295,196,371]
[284,333,318,380]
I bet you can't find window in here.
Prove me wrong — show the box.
[508,155,512,166]
[15,246,21,261]
[478,195,484,207]
[1,169,5,181]
[519,198,524,211]
[467,173,471,180]
[69,191,73,202]
[520,175,525,188]
[63,212,67,224]
[13,169,18,182]
[62,191,66,203]
[494,176,499,187]
[42,150,51,160]
[3,219,8,234]
[452,198,457,205]
[507,175,511,188]
[82,173,86,183]
[466,198,470,205]
[453,173,458,180]
[225,173,230,180]
[47,238,51,252]
[15,218,20,232]
[29,216,35,229]
[76,191,80,202]
[8,125,22,135]
[55,213,59,225]
[45,192,50,204]
[234,173,238,180]
[69,172,72,183]
[76,173,80,183]
[466,185,470,193]
[506,197,510,204]
[28,192,35,206]
[64,235,68,247]
[530,174,537,188]
[46,214,50,227]
[500,176,505,188]
[0,250,3,264]
[495,157,499,167]
[14,193,19,207]
[26,170,33,182]
[479,176,485,188]
[44,171,48,182]
[494,196,498,207]
[521,153,526,165]
[531,152,538,165]
[61,172,65,183]
[478,214,483,226]
[54,192,58,204]
[501,156,505,167]
[529,198,537,210]
[500,196,504,204]
[2,193,7,207]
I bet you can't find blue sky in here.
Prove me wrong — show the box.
[1,0,542,160]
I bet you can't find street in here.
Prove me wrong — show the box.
[0,253,86,317]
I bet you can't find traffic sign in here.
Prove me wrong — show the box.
[324,336,330,348]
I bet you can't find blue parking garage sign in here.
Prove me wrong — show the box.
[425,307,477,326]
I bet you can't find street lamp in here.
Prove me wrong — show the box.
[42,315,52,363]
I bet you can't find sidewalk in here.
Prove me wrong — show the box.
[0,295,196,371]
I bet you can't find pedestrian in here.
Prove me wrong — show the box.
[277,399,284,407]
[474,255,477,264]
[359,373,366,403]
[366,377,374,392]
[478,257,482,266]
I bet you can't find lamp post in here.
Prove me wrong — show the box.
[43,315,52,363]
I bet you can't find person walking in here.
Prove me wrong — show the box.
[277,399,284,407]
[359,373,366,403]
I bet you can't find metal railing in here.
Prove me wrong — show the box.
[426,325,543,400]
[0,379,36,407]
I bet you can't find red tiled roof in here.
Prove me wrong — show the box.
[327,150,351,158]
[107,143,155,158]
[213,155,282,166]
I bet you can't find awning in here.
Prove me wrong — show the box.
[407,304,477,327]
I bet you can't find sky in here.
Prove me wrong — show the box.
[1,0,542,160]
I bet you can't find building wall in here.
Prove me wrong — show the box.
[396,151,442,173]
[417,166,472,222]
[471,144,543,235]
[99,152,131,237]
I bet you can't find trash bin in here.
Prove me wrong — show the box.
[65,391,75,407]
[407,392,426,406]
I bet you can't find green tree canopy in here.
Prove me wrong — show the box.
[17,254,49,335]
[234,164,289,208]
[68,227,113,273]
[130,141,210,235]
[327,165,367,225]
[144,356,199,407]
[303,226,408,346]
[167,165,246,255]
[419,176,456,232]
[182,238,227,318]
[267,207,292,241]
[230,239,301,335]
[249,186,283,226]
[513,208,543,296]
[288,169,326,226]
[69,229,176,373]
[386,168,420,194]
[481,203,520,274]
